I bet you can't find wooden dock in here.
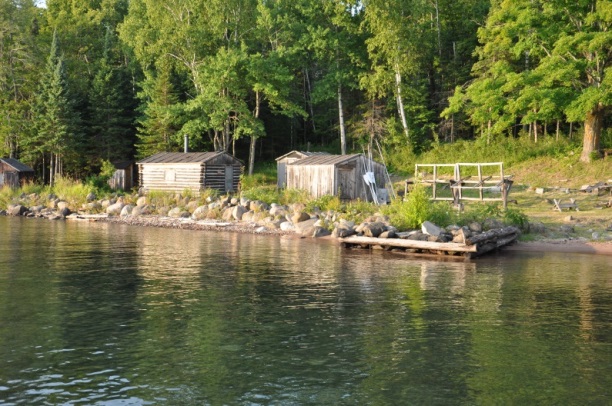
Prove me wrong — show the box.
[339,226,520,259]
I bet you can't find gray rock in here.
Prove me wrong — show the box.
[8,204,27,216]
[379,230,397,239]
[136,196,148,207]
[294,218,318,237]
[560,225,575,234]
[483,218,504,230]
[222,207,234,221]
[280,221,295,231]
[249,200,269,212]
[291,211,311,224]
[106,202,124,216]
[468,222,482,233]
[191,205,209,220]
[332,226,355,238]
[363,222,386,238]
[58,207,71,217]
[241,211,255,222]
[422,221,442,237]
[269,204,287,217]
[86,192,96,202]
[240,197,250,207]
[232,205,248,220]
[168,207,183,218]
[312,227,331,238]
[120,204,134,217]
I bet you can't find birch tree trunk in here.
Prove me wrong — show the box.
[338,84,346,155]
[248,91,260,175]
[394,65,409,139]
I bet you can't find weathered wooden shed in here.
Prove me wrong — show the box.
[137,152,243,195]
[0,158,35,188]
[286,154,388,202]
[276,150,330,188]
[108,161,136,191]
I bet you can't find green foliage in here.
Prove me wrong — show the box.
[51,177,95,207]
[382,185,451,230]
[304,194,342,213]
[240,185,282,205]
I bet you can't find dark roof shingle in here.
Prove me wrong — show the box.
[0,158,34,172]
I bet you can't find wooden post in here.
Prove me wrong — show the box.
[433,165,437,199]
[500,163,507,209]
[478,164,483,200]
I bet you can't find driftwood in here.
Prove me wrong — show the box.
[465,226,520,246]
[340,226,520,259]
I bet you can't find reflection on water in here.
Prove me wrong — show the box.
[0,216,610,405]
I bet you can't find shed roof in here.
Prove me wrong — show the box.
[112,161,134,170]
[138,151,237,164]
[275,150,330,161]
[0,157,34,172]
[287,154,364,166]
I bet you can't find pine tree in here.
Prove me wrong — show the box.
[29,31,80,184]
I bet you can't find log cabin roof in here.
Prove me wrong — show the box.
[275,150,330,161]
[287,154,364,166]
[138,152,238,164]
[0,157,34,172]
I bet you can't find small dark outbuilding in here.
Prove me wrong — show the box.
[0,158,35,188]
[286,154,388,202]
[276,150,330,188]
[108,161,136,191]
[137,151,243,195]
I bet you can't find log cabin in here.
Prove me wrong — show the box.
[0,158,35,188]
[137,152,243,195]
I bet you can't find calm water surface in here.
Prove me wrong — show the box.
[0,216,610,405]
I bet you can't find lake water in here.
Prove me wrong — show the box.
[0,216,610,405]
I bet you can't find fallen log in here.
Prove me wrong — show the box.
[339,236,478,253]
[465,226,520,246]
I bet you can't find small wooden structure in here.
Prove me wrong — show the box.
[137,152,243,195]
[414,162,513,208]
[0,157,35,188]
[108,161,136,191]
[286,153,388,202]
[276,150,330,188]
[340,226,520,259]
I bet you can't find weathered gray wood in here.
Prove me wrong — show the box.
[339,236,478,253]
[465,226,519,246]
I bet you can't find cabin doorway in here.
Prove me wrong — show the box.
[225,166,234,192]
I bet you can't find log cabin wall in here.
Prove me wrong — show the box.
[137,152,243,195]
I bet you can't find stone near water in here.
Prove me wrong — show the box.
[120,205,134,217]
[232,205,247,221]
[422,221,442,237]
[291,212,310,224]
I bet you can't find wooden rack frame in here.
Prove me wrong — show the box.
[414,162,514,208]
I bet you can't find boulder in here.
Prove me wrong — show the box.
[241,211,255,222]
[468,222,482,233]
[191,205,209,220]
[362,222,386,238]
[106,202,124,216]
[136,196,148,207]
[422,221,442,237]
[168,207,183,218]
[249,200,269,212]
[294,218,318,236]
[291,211,311,224]
[120,204,134,217]
[312,227,331,238]
[57,201,70,211]
[58,207,72,217]
[8,204,28,216]
[269,204,287,217]
[483,218,504,230]
[222,207,234,221]
[232,205,248,220]
[379,230,397,239]
[240,197,251,207]
[332,226,355,238]
[280,221,295,232]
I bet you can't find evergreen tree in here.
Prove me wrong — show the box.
[29,31,80,184]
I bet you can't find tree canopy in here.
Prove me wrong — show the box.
[0,0,608,180]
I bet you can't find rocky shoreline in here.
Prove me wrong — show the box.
[2,191,522,252]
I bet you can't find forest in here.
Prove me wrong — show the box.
[0,0,609,184]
